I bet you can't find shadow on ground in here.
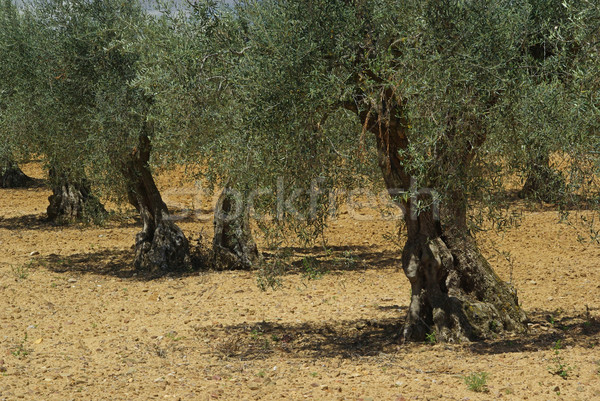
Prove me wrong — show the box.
[198,309,600,361]
[201,317,406,360]
[469,309,600,355]
[34,247,209,280]
[0,212,144,231]
[0,214,54,231]
[262,244,401,274]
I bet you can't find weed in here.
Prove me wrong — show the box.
[11,264,29,280]
[548,356,572,379]
[548,341,572,379]
[256,257,286,291]
[310,372,318,378]
[464,372,489,393]
[11,333,30,358]
[257,370,266,378]
[215,336,241,358]
[302,256,327,280]
[425,332,437,345]
[165,331,183,341]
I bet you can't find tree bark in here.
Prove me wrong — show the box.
[124,135,191,273]
[1,160,33,188]
[356,94,527,342]
[519,153,565,203]
[46,168,106,223]
[212,186,260,269]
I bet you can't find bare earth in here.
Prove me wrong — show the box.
[1,164,599,401]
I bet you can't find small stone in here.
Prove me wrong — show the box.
[577,385,585,392]
[29,251,39,256]
[68,278,77,283]
[0,366,6,373]
[553,386,560,392]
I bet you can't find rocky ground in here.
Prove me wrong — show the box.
[0,164,599,400]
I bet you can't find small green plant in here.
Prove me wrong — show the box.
[165,331,183,341]
[464,372,489,393]
[310,372,318,378]
[257,370,266,378]
[11,333,30,358]
[11,264,29,280]
[302,256,327,280]
[425,332,437,344]
[548,340,572,379]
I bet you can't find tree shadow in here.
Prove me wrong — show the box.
[203,308,600,361]
[0,211,146,231]
[0,214,55,231]
[34,248,205,281]
[496,189,599,213]
[261,244,400,274]
[205,316,406,361]
[469,309,600,355]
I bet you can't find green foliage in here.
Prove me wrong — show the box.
[301,256,328,280]
[464,372,489,393]
[10,263,30,281]
[548,340,573,379]
[11,333,30,358]
[425,332,437,345]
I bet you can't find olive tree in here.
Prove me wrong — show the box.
[29,0,192,270]
[0,0,35,188]
[219,0,600,341]
[135,1,267,269]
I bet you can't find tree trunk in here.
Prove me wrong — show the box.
[124,135,191,273]
[212,186,260,269]
[400,206,527,342]
[47,168,106,223]
[519,153,565,203]
[359,95,527,342]
[1,160,33,188]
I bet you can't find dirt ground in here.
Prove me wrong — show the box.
[1,164,599,401]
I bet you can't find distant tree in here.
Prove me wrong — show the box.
[29,0,191,270]
[217,0,600,341]
[0,0,35,188]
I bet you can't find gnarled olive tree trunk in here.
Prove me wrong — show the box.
[124,135,191,273]
[212,186,260,269]
[47,167,106,223]
[352,96,527,342]
[1,159,33,188]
